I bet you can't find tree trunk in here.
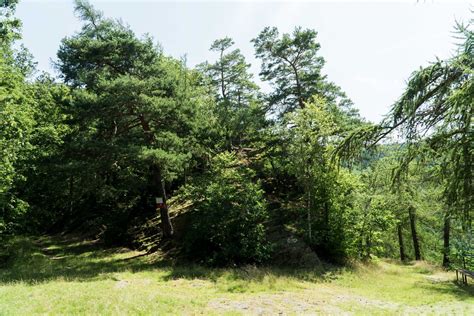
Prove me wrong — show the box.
[442,210,451,268]
[219,48,227,100]
[462,129,472,232]
[290,63,304,109]
[69,175,74,216]
[366,234,371,259]
[307,189,312,241]
[139,113,174,238]
[397,223,406,261]
[408,206,421,260]
[358,234,364,258]
[323,201,329,227]
[323,201,329,243]
[151,165,173,238]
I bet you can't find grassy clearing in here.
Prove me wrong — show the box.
[0,236,472,315]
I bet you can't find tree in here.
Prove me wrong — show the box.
[17,75,73,232]
[346,158,397,260]
[336,17,473,266]
[252,26,353,116]
[284,96,358,258]
[344,145,445,262]
[199,37,266,151]
[0,0,21,46]
[56,0,201,238]
[0,0,35,235]
[206,37,258,107]
[181,152,270,265]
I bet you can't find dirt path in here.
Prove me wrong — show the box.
[207,284,473,315]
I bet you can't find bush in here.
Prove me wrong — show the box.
[182,152,270,266]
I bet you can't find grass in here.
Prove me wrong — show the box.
[0,235,472,315]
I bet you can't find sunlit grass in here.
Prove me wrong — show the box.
[0,236,472,315]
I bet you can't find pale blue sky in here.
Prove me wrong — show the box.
[16,0,473,122]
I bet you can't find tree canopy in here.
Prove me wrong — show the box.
[1,0,472,270]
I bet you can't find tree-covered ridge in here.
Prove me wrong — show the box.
[0,0,472,271]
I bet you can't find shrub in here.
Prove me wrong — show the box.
[182,152,270,266]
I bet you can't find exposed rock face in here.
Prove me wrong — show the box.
[267,226,322,268]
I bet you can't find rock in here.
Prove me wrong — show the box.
[268,227,322,268]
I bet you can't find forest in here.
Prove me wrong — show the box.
[0,0,473,314]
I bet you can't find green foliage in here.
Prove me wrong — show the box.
[0,55,32,208]
[345,156,399,259]
[453,231,473,270]
[335,14,473,266]
[282,97,359,259]
[1,0,471,271]
[198,37,267,151]
[0,0,21,46]
[50,1,207,238]
[252,26,354,116]
[0,0,36,234]
[182,152,270,265]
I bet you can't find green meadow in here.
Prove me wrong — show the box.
[1,236,472,315]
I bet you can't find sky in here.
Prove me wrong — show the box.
[15,0,473,123]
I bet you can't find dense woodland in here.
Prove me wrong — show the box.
[1,0,472,268]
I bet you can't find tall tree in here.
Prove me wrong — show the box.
[199,37,266,151]
[56,0,200,238]
[252,26,353,116]
[284,96,359,258]
[408,205,422,260]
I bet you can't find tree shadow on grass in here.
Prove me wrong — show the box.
[424,281,474,301]
[161,262,344,284]
[4,234,471,304]
[0,235,171,284]
[0,235,340,286]
[416,281,474,301]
